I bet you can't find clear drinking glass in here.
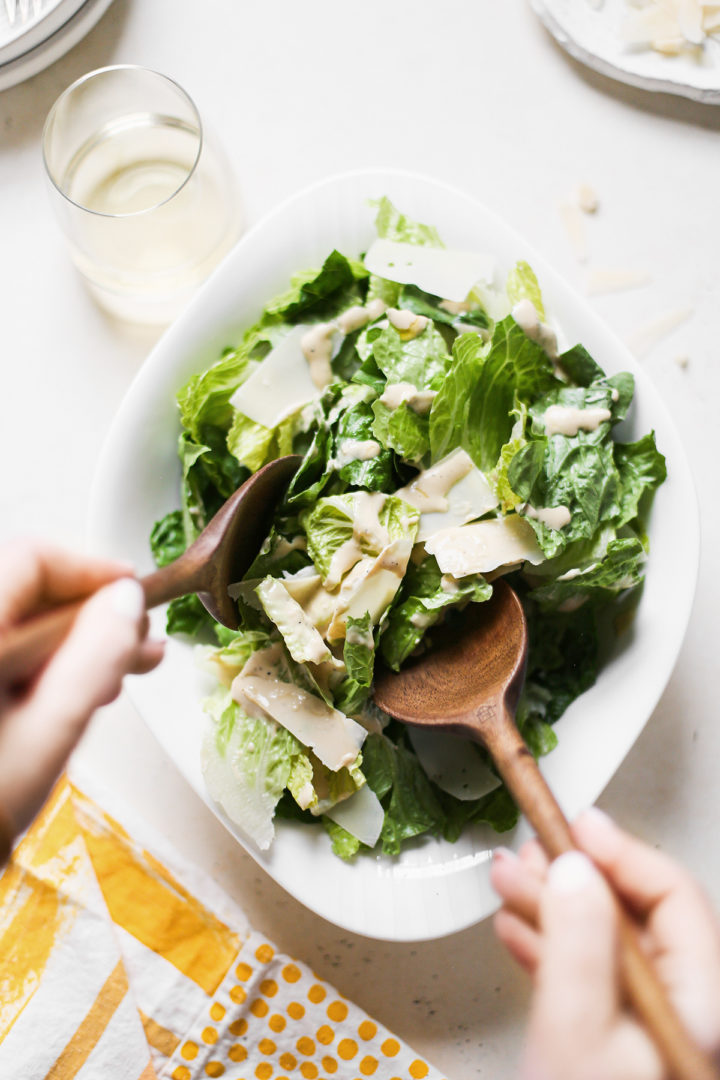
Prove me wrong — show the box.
[42,65,243,325]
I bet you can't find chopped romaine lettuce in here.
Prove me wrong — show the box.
[150,197,665,861]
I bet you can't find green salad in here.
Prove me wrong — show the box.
[150,198,666,859]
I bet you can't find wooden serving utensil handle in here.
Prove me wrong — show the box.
[486,710,720,1080]
[0,558,204,687]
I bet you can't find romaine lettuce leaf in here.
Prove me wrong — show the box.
[522,602,600,725]
[371,196,443,248]
[379,555,492,671]
[371,399,429,464]
[371,324,451,391]
[509,436,622,558]
[227,408,298,474]
[334,613,375,715]
[398,284,490,330]
[362,732,446,855]
[429,318,558,471]
[201,687,307,850]
[529,537,645,608]
[263,249,368,322]
[427,331,489,462]
[301,492,419,583]
[614,433,667,528]
[506,261,546,321]
[333,399,396,490]
[149,509,185,568]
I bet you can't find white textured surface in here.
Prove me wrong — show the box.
[1,1,719,1075]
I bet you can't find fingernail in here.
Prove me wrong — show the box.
[493,846,518,864]
[548,851,598,894]
[107,578,145,621]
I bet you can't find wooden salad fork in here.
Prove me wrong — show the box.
[374,579,720,1080]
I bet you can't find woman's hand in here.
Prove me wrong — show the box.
[0,540,164,838]
[491,809,720,1080]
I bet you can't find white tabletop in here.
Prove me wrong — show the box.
[2,2,719,1075]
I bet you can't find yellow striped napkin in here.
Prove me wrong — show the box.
[0,777,444,1080]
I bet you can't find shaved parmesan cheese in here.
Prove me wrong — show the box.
[397,450,499,543]
[327,538,412,641]
[408,729,502,801]
[585,267,650,295]
[232,673,366,772]
[363,239,495,302]
[230,325,317,428]
[255,577,331,666]
[324,783,384,847]
[626,307,694,356]
[281,572,337,635]
[559,202,588,263]
[425,516,544,576]
[576,183,599,214]
[623,0,708,50]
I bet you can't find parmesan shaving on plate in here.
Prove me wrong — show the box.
[559,202,588,263]
[626,306,694,356]
[622,0,720,53]
[585,267,651,295]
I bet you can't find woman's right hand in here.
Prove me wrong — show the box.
[491,809,720,1079]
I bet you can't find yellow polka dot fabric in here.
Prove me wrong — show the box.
[0,777,446,1080]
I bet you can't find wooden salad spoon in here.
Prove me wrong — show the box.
[373,579,719,1080]
[0,454,302,687]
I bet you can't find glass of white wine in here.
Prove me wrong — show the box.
[42,65,243,325]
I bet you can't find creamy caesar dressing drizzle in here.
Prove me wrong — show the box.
[386,308,429,340]
[440,574,461,593]
[323,493,391,590]
[325,539,365,590]
[300,322,335,390]
[378,381,436,415]
[524,504,572,531]
[335,438,382,466]
[511,298,559,359]
[345,620,375,650]
[301,300,388,391]
[542,404,612,438]
[396,448,475,514]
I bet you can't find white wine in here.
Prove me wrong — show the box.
[57,112,241,324]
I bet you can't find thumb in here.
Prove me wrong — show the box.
[523,851,619,1076]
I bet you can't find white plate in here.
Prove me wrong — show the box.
[0,0,85,66]
[88,169,698,942]
[531,0,720,104]
[0,0,114,92]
